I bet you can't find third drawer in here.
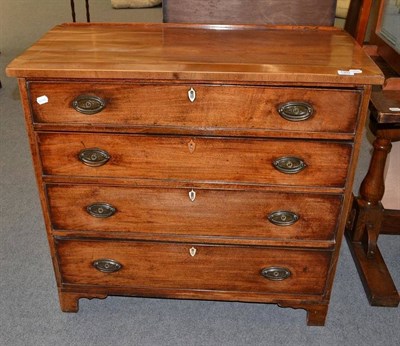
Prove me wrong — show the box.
[47,184,342,242]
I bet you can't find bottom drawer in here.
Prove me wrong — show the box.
[56,239,331,296]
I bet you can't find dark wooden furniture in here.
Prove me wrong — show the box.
[163,0,337,25]
[6,23,383,326]
[345,0,400,307]
[344,0,374,44]
[346,85,400,307]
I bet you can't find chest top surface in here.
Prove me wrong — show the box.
[6,23,383,85]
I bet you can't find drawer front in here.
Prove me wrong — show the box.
[29,82,360,135]
[57,239,331,295]
[47,184,342,241]
[38,133,352,187]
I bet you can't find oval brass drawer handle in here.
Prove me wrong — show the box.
[261,267,291,281]
[78,148,110,167]
[93,259,122,273]
[273,156,307,174]
[87,203,116,218]
[72,94,106,115]
[278,101,313,121]
[268,210,299,226]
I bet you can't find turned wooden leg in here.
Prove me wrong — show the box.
[346,131,399,307]
[351,136,390,248]
[58,290,108,312]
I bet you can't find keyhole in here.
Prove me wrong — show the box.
[188,140,196,153]
[189,247,197,257]
[188,88,196,102]
[189,189,196,202]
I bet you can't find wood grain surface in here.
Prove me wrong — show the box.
[28,81,361,137]
[37,132,352,187]
[6,23,384,85]
[56,238,331,295]
[47,184,342,242]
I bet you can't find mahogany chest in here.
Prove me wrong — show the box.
[6,23,383,326]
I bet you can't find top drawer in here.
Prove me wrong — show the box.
[28,82,361,137]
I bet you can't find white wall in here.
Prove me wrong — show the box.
[1,0,162,68]
[383,142,400,209]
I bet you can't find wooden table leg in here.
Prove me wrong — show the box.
[70,0,76,22]
[70,0,90,22]
[346,128,400,307]
[85,0,90,23]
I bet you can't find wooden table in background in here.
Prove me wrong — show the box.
[346,78,400,307]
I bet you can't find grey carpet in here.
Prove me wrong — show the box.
[0,1,399,345]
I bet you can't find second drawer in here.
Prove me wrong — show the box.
[47,184,342,242]
[38,133,352,188]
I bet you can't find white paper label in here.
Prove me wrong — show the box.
[36,95,48,105]
[349,69,363,74]
[389,107,400,112]
[337,70,353,75]
[337,69,363,76]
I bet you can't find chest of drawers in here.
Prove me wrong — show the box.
[6,23,383,326]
